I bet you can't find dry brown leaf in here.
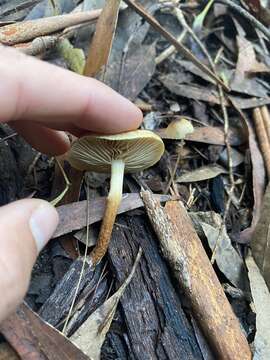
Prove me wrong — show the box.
[161,76,270,109]
[190,212,246,288]
[84,0,121,78]
[230,35,269,97]
[119,42,156,101]
[239,116,266,243]
[176,165,227,183]
[71,248,142,360]
[54,193,171,238]
[157,126,246,146]
[246,253,270,359]
[251,183,270,290]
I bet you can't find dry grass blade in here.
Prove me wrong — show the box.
[84,0,121,78]
[123,0,229,90]
[0,10,101,45]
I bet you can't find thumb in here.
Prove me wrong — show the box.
[0,199,58,322]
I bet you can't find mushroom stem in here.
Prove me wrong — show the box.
[90,159,125,265]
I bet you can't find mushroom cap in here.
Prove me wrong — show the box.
[68,130,165,173]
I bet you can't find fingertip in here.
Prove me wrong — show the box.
[0,199,59,321]
[78,77,143,134]
[29,200,59,253]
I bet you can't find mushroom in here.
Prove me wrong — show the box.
[68,129,164,265]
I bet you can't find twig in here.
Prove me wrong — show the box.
[62,185,91,335]
[218,0,270,40]
[0,132,17,143]
[261,106,270,144]
[164,143,183,194]
[123,0,229,90]
[0,10,101,45]
[15,36,59,56]
[155,29,187,64]
[174,7,235,263]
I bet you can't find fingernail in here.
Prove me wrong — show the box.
[29,203,59,252]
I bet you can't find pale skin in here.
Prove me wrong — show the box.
[0,46,143,323]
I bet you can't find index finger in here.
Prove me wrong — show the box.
[0,46,143,134]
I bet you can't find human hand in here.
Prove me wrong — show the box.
[0,46,142,322]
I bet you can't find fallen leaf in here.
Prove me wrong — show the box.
[190,212,246,288]
[239,115,266,243]
[84,0,121,78]
[219,147,244,167]
[91,1,158,100]
[246,253,270,360]
[157,126,246,146]
[161,75,270,109]
[243,0,261,14]
[54,193,172,238]
[230,35,269,98]
[119,42,156,101]
[176,165,227,183]
[251,183,270,290]
[71,248,142,360]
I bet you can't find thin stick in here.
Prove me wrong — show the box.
[123,0,229,90]
[218,0,270,41]
[62,186,91,335]
[261,106,270,144]
[0,132,17,143]
[164,143,183,194]
[0,10,101,45]
[50,158,71,207]
[174,7,235,263]
[155,29,187,65]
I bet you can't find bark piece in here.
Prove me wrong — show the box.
[108,215,203,359]
[39,258,102,327]
[0,303,88,360]
[141,191,252,360]
[0,343,19,360]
